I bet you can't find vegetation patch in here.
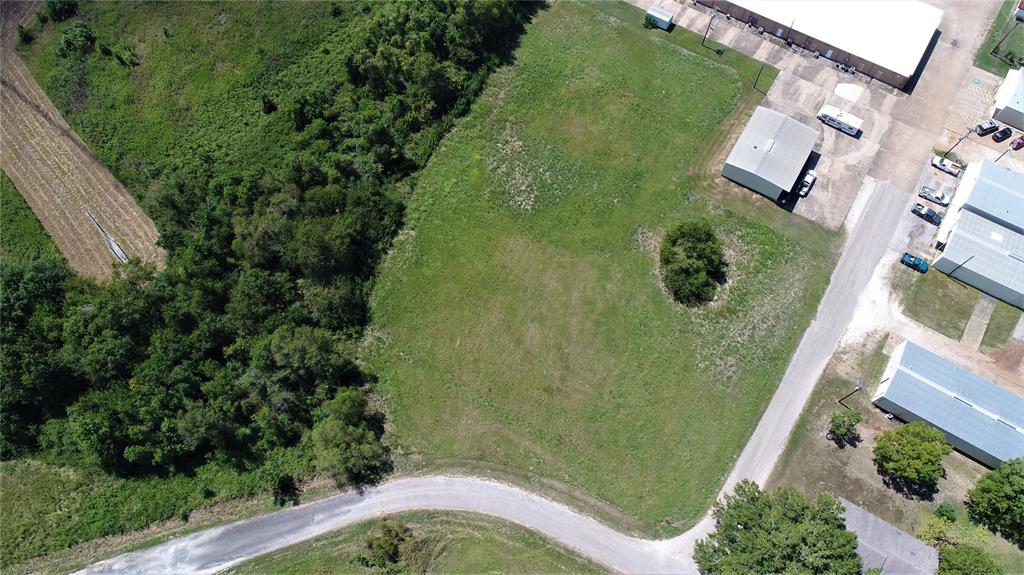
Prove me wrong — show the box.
[0,172,63,264]
[224,511,605,575]
[899,270,979,341]
[981,301,1022,352]
[973,0,1024,76]
[367,1,832,534]
[659,218,725,306]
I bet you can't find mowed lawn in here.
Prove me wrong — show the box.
[367,2,832,534]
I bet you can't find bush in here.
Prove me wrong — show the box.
[17,24,34,45]
[938,544,1002,575]
[56,22,95,59]
[43,0,77,22]
[360,522,412,569]
[935,502,957,522]
[874,421,951,493]
[829,410,862,446]
[643,15,657,29]
[966,457,1024,547]
[660,219,725,305]
[311,388,388,484]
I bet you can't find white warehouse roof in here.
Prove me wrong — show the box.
[730,0,944,77]
[724,106,818,193]
[874,341,1024,468]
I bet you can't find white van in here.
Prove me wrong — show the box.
[817,105,863,137]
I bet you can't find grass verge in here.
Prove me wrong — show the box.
[981,300,1022,351]
[225,511,606,575]
[366,1,834,536]
[900,270,980,341]
[973,0,1024,76]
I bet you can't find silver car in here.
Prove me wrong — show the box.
[918,186,950,206]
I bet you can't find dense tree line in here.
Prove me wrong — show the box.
[1,1,537,486]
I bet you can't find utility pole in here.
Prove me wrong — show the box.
[837,384,862,411]
[992,21,1020,59]
[701,12,722,55]
[943,127,973,158]
[995,147,1011,163]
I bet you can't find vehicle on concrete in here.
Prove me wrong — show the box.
[931,155,963,177]
[975,120,999,136]
[799,170,817,197]
[901,252,929,273]
[993,127,1013,142]
[911,202,943,225]
[1012,135,1024,151]
[918,185,950,206]
[817,105,863,137]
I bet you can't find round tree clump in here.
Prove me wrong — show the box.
[966,457,1024,547]
[659,219,725,305]
[874,421,951,490]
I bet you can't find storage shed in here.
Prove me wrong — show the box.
[645,5,674,30]
[993,67,1024,131]
[721,106,818,201]
[873,341,1024,469]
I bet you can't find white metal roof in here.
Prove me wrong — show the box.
[646,5,674,22]
[730,0,944,77]
[725,106,818,191]
[995,68,1024,113]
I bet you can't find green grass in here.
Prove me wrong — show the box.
[900,270,980,341]
[225,511,606,575]
[366,2,833,536]
[0,172,63,263]
[981,300,1022,351]
[974,0,1024,76]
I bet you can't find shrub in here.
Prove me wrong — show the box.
[935,502,957,522]
[643,15,657,29]
[660,219,725,305]
[874,421,951,492]
[43,0,78,22]
[17,24,34,45]
[938,544,1002,575]
[311,388,388,484]
[56,22,95,59]
[360,522,412,568]
[966,457,1024,547]
[829,410,862,446]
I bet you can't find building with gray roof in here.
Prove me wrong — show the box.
[873,340,1024,469]
[839,497,938,575]
[721,106,818,202]
[934,160,1024,308]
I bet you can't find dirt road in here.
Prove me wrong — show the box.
[1,0,163,279]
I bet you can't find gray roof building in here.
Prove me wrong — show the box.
[839,497,938,575]
[959,159,1024,235]
[721,106,818,202]
[934,210,1024,309]
[873,341,1024,469]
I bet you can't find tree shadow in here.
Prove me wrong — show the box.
[831,432,862,449]
[877,464,940,501]
[273,474,301,507]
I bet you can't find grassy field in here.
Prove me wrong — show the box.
[226,511,605,575]
[0,172,63,263]
[769,337,1024,573]
[981,300,1022,351]
[974,0,1024,76]
[899,270,980,341]
[367,2,833,535]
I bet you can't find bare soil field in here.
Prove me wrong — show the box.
[1,1,162,279]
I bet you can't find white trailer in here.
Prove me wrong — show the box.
[645,5,673,30]
[817,105,863,136]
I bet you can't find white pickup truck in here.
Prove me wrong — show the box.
[931,155,964,177]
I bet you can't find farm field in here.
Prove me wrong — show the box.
[367,1,834,535]
[226,511,605,575]
[0,171,63,263]
[2,1,162,279]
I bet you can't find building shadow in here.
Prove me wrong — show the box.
[902,29,941,96]
[776,150,822,212]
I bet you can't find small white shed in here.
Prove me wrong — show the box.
[646,5,674,30]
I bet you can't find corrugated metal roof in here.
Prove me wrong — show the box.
[646,5,674,22]
[724,107,818,192]
[962,160,1024,235]
[729,0,943,77]
[938,211,1024,302]
[839,497,938,575]
[875,342,1024,465]
[995,68,1024,114]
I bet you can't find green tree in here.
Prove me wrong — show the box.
[938,544,1003,575]
[56,22,95,59]
[874,421,951,493]
[829,410,862,446]
[659,219,725,305]
[361,521,412,568]
[935,502,957,522]
[17,24,34,45]
[43,0,77,22]
[965,458,1024,547]
[311,388,387,484]
[694,480,861,575]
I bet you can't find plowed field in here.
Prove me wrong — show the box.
[1,0,162,279]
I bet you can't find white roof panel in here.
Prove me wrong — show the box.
[995,68,1024,113]
[725,106,818,191]
[730,0,944,77]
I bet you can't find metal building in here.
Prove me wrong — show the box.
[993,68,1024,131]
[721,106,818,202]
[873,341,1024,469]
[696,0,943,90]
[645,5,674,30]
[935,160,1024,309]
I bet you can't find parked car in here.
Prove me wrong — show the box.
[993,127,1013,142]
[918,186,950,206]
[912,202,943,225]
[931,155,963,177]
[901,252,928,273]
[798,170,817,197]
[975,119,999,136]
[1012,135,1024,151]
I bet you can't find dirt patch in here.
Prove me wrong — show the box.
[989,341,1024,373]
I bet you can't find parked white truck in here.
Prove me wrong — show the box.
[817,105,863,137]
